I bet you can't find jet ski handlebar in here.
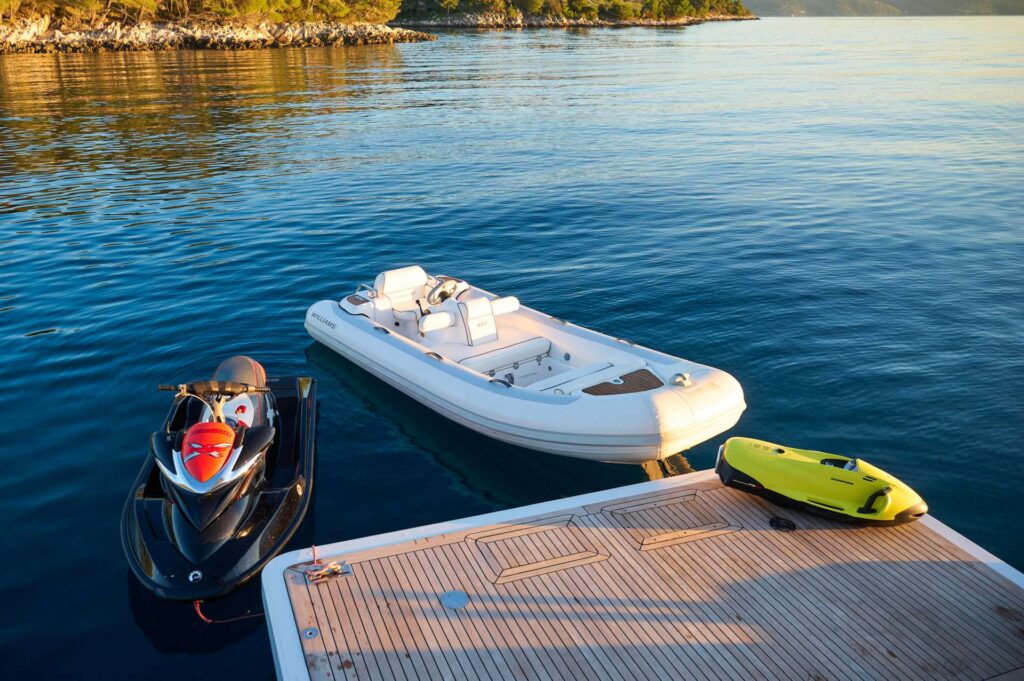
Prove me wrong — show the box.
[158,381,271,396]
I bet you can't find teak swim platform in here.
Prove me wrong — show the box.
[262,470,1024,681]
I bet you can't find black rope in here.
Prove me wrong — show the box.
[769,516,796,532]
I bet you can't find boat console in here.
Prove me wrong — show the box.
[340,266,564,386]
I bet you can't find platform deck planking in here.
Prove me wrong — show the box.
[263,470,1024,681]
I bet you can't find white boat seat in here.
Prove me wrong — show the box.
[430,325,536,363]
[532,360,648,395]
[490,296,519,316]
[458,297,498,345]
[460,336,551,374]
[418,311,457,334]
[394,309,418,321]
[529,362,613,393]
[418,296,521,343]
[374,265,428,312]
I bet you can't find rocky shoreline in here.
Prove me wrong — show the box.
[0,10,755,55]
[0,17,436,54]
[391,11,757,29]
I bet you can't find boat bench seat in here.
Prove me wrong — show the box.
[459,336,551,374]
[528,362,612,393]
[530,360,648,395]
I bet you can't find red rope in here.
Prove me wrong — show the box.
[193,600,214,623]
[193,599,264,624]
[192,543,320,624]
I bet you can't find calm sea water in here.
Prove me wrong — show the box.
[1,16,1022,678]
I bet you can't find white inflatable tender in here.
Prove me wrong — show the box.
[305,266,746,463]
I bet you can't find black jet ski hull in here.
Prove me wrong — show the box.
[121,376,316,600]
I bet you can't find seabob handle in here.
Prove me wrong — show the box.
[858,486,892,515]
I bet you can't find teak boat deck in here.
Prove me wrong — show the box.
[263,470,1024,681]
[581,369,664,396]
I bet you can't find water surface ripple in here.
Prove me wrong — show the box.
[1,17,1022,676]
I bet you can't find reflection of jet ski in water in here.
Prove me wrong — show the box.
[121,356,317,600]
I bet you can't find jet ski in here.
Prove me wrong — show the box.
[305,265,745,463]
[121,356,317,600]
[716,436,927,525]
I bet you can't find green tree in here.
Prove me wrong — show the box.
[566,0,596,17]
[512,0,543,13]
[1,0,22,22]
[129,0,158,20]
[604,0,635,17]
[641,0,663,17]
[62,0,106,21]
[664,0,694,16]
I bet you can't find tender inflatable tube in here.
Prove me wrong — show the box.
[305,296,745,463]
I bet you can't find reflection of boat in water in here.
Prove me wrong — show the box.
[305,266,745,463]
[640,456,694,481]
[305,343,691,510]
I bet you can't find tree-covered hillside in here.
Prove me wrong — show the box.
[0,0,747,24]
[0,0,749,31]
[0,0,402,24]
[745,0,1024,14]
[399,0,749,20]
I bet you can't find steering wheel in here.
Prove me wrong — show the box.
[426,279,459,306]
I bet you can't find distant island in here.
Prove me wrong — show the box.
[0,0,752,53]
[744,0,1024,14]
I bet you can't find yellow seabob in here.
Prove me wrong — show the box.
[716,436,927,525]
